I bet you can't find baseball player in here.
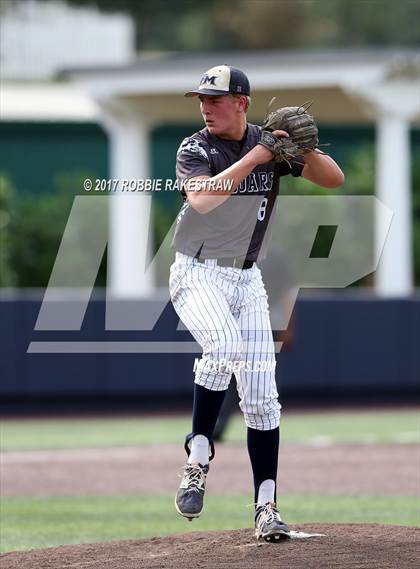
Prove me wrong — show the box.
[169,65,344,541]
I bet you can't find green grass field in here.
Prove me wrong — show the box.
[1,409,419,451]
[1,494,417,553]
[1,409,419,553]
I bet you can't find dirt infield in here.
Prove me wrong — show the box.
[2,443,418,566]
[2,443,418,496]
[1,524,419,569]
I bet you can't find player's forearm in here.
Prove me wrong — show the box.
[187,149,266,214]
[302,150,344,188]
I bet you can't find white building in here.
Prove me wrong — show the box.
[0,0,134,80]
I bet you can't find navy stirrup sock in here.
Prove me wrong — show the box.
[191,384,227,441]
[247,426,279,505]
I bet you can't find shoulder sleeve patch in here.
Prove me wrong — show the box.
[177,137,209,162]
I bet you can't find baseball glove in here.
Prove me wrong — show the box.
[259,100,319,163]
[258,130,302,164]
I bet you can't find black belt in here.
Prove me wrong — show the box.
[196,256,254,269]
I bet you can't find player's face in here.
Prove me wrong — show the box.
[199,95,244,139]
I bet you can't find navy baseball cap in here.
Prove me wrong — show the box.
[185,65,251,97]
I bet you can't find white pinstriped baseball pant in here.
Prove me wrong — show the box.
[169,252,281,431]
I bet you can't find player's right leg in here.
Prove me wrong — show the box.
[175,388,221,520]
[170,255,244,391]
[170,255,243,519]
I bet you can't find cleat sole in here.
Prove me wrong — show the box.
[174,496,203,520]
[256,529,291,542]
[263,530,291,542]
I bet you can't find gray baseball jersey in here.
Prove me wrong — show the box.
[169,124,304,430]
[172,123,304,261]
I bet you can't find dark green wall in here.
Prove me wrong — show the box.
[1,121,419,284]
[1,120,418,212]
[0,122,109,195]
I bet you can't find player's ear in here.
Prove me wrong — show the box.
[234,95,247,112]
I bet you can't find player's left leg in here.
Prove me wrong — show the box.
[234,268,290,541]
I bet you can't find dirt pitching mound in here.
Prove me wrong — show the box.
[1,524,418,569]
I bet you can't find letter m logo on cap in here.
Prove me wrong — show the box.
[200,74,217,86]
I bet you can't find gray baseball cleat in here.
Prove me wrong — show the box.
[254,502,291,542]
[175,462,209,521]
